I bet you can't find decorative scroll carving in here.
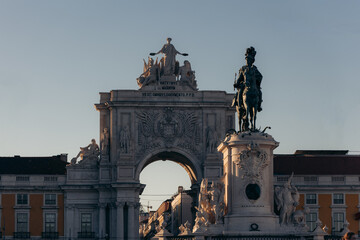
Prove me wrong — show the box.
[136,108,200,156]
[234,142,268,183]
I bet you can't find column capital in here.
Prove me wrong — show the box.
[134,202,141,209]
[116,201,126,208]
[127,202,135,208]
[65,204,76,209]
[98,203,107,208]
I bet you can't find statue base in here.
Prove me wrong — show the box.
[218,131,280,233]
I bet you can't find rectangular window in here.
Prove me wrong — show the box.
[305,194,317,205]
[277,176,289,182]
[44,213,56,232]
[333,212,344,232]
[16,213,28,232]
[306,212,317,231]
[333,193,344,204]
[45,194,57,205]
[17,194,28,205]
[81,213,92,232]
[304,176,318,182]
[44,176,58,182]
[16,176,29,182]
[332,176,345,182]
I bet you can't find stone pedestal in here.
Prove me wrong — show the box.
[218,132,279,233]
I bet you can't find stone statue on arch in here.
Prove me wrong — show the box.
[150,37,188,76]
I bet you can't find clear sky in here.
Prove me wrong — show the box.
[1,1,359,210]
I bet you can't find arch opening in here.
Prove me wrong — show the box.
[140,151,199,184]
[138,151,201,238]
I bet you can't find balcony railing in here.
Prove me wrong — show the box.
[205,236,301,240]
[13,232,30,239]
[78,232,95,239]
[325,236,342,240]
[42,232,59,239]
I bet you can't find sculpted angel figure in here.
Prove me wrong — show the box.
[150,38,188,75]
[274,173,300,225]
[137,57,160,88]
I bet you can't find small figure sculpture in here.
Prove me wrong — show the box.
[193,210,207,233]
[71,139,100,164]
[100,128,110,155]
[274,173,299,226]
[179,60,196,83]
[119,126,130,153]
[292,207,310,226]
[198,178,211,221]
[137,57,160,88]
[233,47,263,131]
[205,127,217,153]
[209,181,225,224]
[150,38,188,76]
[194,178,226,232]
[179,221,192,235]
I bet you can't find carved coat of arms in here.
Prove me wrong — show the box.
[234,142,268,183]
[136,108,200,156]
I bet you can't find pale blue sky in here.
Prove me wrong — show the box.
[0,1,359,209]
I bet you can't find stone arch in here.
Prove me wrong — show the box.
[135,147,203,185]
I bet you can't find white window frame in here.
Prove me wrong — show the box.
[332,212,345,233]
[333,193,345,205]
[306,212,318,231]
[44,194,57,206]
[16,194,29,206]
[43,211,57,232]
[80,212,93,233]
[15,211,29,233]
[305,194,317,205]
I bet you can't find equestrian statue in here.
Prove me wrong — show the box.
[232,47,263,132]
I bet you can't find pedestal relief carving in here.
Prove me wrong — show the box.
[234,142,268,183]
[136,108,200,156]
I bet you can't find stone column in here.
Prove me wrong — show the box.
[98,203,106,239]
[109,203,116,240]
[65,205,75,239]
[134,203,140,240]
[74,207,79,237]
[116,202,125,240]
[127,202,135,240]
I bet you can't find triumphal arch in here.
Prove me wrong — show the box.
[64,39,234,240]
